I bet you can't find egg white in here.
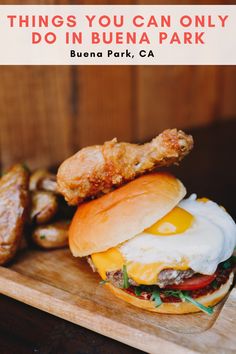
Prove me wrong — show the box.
[119,195,236,275]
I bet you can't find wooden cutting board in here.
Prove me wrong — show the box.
[0,248,235,354]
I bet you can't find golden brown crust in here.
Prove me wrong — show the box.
[106,272,234,314]
[57,129,193,205]
[69,173,186,257]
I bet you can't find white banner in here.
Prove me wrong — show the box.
[0,5,235,65]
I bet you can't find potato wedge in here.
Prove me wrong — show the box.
[30,169,58,193]
[32,220,69,249]
[29,169,47,191]
[39,175,58,194]
[30,191,58,224]
[0,164,29,264]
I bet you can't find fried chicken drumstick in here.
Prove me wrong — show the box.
[57,129,193,205]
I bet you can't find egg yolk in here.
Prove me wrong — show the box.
[145,207,194,236]
[91,207,193,285]
[197,197,209,203]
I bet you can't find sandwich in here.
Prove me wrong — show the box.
[57,130,236,314]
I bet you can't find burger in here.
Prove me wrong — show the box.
[68,172,236,315]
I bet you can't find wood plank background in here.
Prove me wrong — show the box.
[0,1,235,169]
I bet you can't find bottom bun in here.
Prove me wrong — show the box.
[106,272,234,314]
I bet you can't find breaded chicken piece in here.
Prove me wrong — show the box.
[57,129,193,205]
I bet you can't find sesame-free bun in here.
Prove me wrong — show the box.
[106,272,234,314]
[69,172,186,257]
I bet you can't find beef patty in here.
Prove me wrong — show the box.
[105,268,195,289]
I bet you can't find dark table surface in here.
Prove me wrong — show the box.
[0,120,236,354]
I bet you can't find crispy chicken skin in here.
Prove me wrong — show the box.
[57,129,193,205]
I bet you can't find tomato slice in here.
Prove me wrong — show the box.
[166,273,217,290]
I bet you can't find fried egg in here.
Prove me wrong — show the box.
[91,195,236,285]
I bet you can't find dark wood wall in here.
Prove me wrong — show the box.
[0,1,235,169]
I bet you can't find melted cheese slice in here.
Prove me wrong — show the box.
[91,248,124,280]
[91,247,189,285]
[126,259,189,285]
